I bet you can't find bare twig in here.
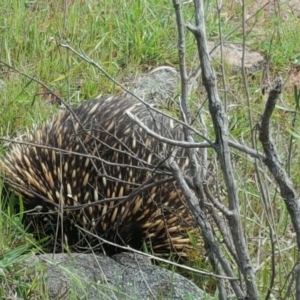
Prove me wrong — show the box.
[127,110,265,160]
[258,77,300,296]
[0,138,160,175]
[0,60,65,105]
[126,111,211,148]
[1,59,265,164]
[173,2,232,298]
[77,224,237,280]
[168,158,245,297]
[186,0,259,298]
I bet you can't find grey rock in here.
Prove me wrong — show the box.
[125,66,180,104]
[207,41,264,73]
[25,253,213,300]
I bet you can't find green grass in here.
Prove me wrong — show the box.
[0,0,197,132]
[0,187,46,299]
[1,0,300,298]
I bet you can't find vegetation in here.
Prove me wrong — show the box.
[1,0,300,298]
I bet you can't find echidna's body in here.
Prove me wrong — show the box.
[1,96,196,257]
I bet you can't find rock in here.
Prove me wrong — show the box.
[124,66,179,104]
[207,41,264,73]
[25,253,213,300]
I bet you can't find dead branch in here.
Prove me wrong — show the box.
[258,77,300,296]
[168,157,244,297]
[186,0,259,298]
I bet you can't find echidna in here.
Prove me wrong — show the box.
[0,96,197,257]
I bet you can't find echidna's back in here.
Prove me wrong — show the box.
[1,96,195,257]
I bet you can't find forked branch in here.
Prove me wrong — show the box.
[258,78,300,295]
[185,0,259,298]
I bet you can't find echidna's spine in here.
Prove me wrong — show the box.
[1,96,196,257]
